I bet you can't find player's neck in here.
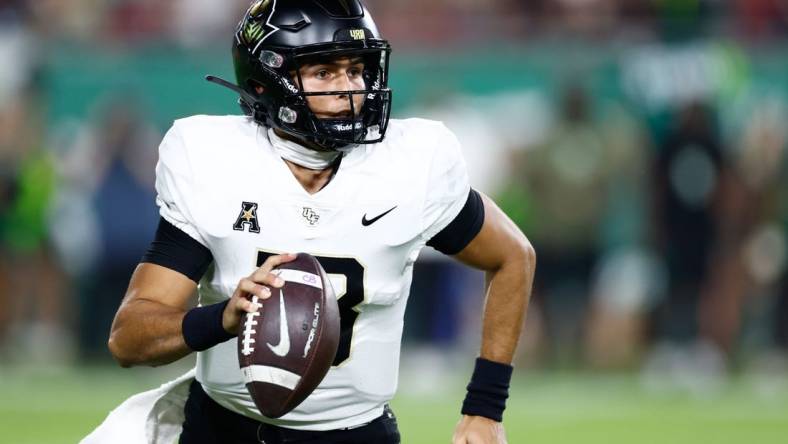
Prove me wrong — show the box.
[270,128,342,168]
[269,128,342,194]
[283,158,339,194]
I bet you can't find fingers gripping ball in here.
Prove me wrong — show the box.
[237,253,340,418]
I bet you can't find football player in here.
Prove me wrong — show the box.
[103,1,535,443]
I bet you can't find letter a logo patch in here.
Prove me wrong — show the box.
[233,201,261,233]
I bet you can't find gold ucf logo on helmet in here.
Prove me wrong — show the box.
[241,0,277,46]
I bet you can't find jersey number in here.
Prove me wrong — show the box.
[256,252,364,366]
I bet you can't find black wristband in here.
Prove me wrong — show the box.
[182,300,235,351]
[461,357,513,422]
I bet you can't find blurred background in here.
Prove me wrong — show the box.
[1,0,788,443]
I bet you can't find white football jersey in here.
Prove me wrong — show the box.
[155,115,470,430]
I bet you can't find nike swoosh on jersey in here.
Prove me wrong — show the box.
[361,206,397,226]
[266,289,290,357]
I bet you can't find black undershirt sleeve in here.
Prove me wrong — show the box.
[427,189,485,255]
[141,217,213,283]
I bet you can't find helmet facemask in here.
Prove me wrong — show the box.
[240,42,392,151]
[210,0,393,151]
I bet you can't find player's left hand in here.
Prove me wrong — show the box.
[452,415,507,444]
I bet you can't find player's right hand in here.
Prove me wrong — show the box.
[222,253,298,334]
[452,415,507,444]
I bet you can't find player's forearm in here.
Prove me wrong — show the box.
[458,242,534,424]
[108,299,192,367]
[479,243,535,364]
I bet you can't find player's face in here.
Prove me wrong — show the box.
[296,57,366,119]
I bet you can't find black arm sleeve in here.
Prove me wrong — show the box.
[141,217,213,282]
[427,189,485,255]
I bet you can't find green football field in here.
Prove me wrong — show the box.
[1,365,787,444]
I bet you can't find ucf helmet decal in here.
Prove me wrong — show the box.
[239,0,279,48]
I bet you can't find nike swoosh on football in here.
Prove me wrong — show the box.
[266,289,291,357]
[361,206,397,226]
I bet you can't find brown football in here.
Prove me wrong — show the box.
[237,253,340,418]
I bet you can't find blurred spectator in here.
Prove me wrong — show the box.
[582,101,655,369]
[0,3,71,363]
[648,102,726,371]
[0,86,70,363]
[651,102,724,341]
[700,95,788,356]
[0,123,69,364]
[51,95,159,358]
[514,82,640,366]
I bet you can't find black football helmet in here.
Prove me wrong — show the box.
[207,0,393,150]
